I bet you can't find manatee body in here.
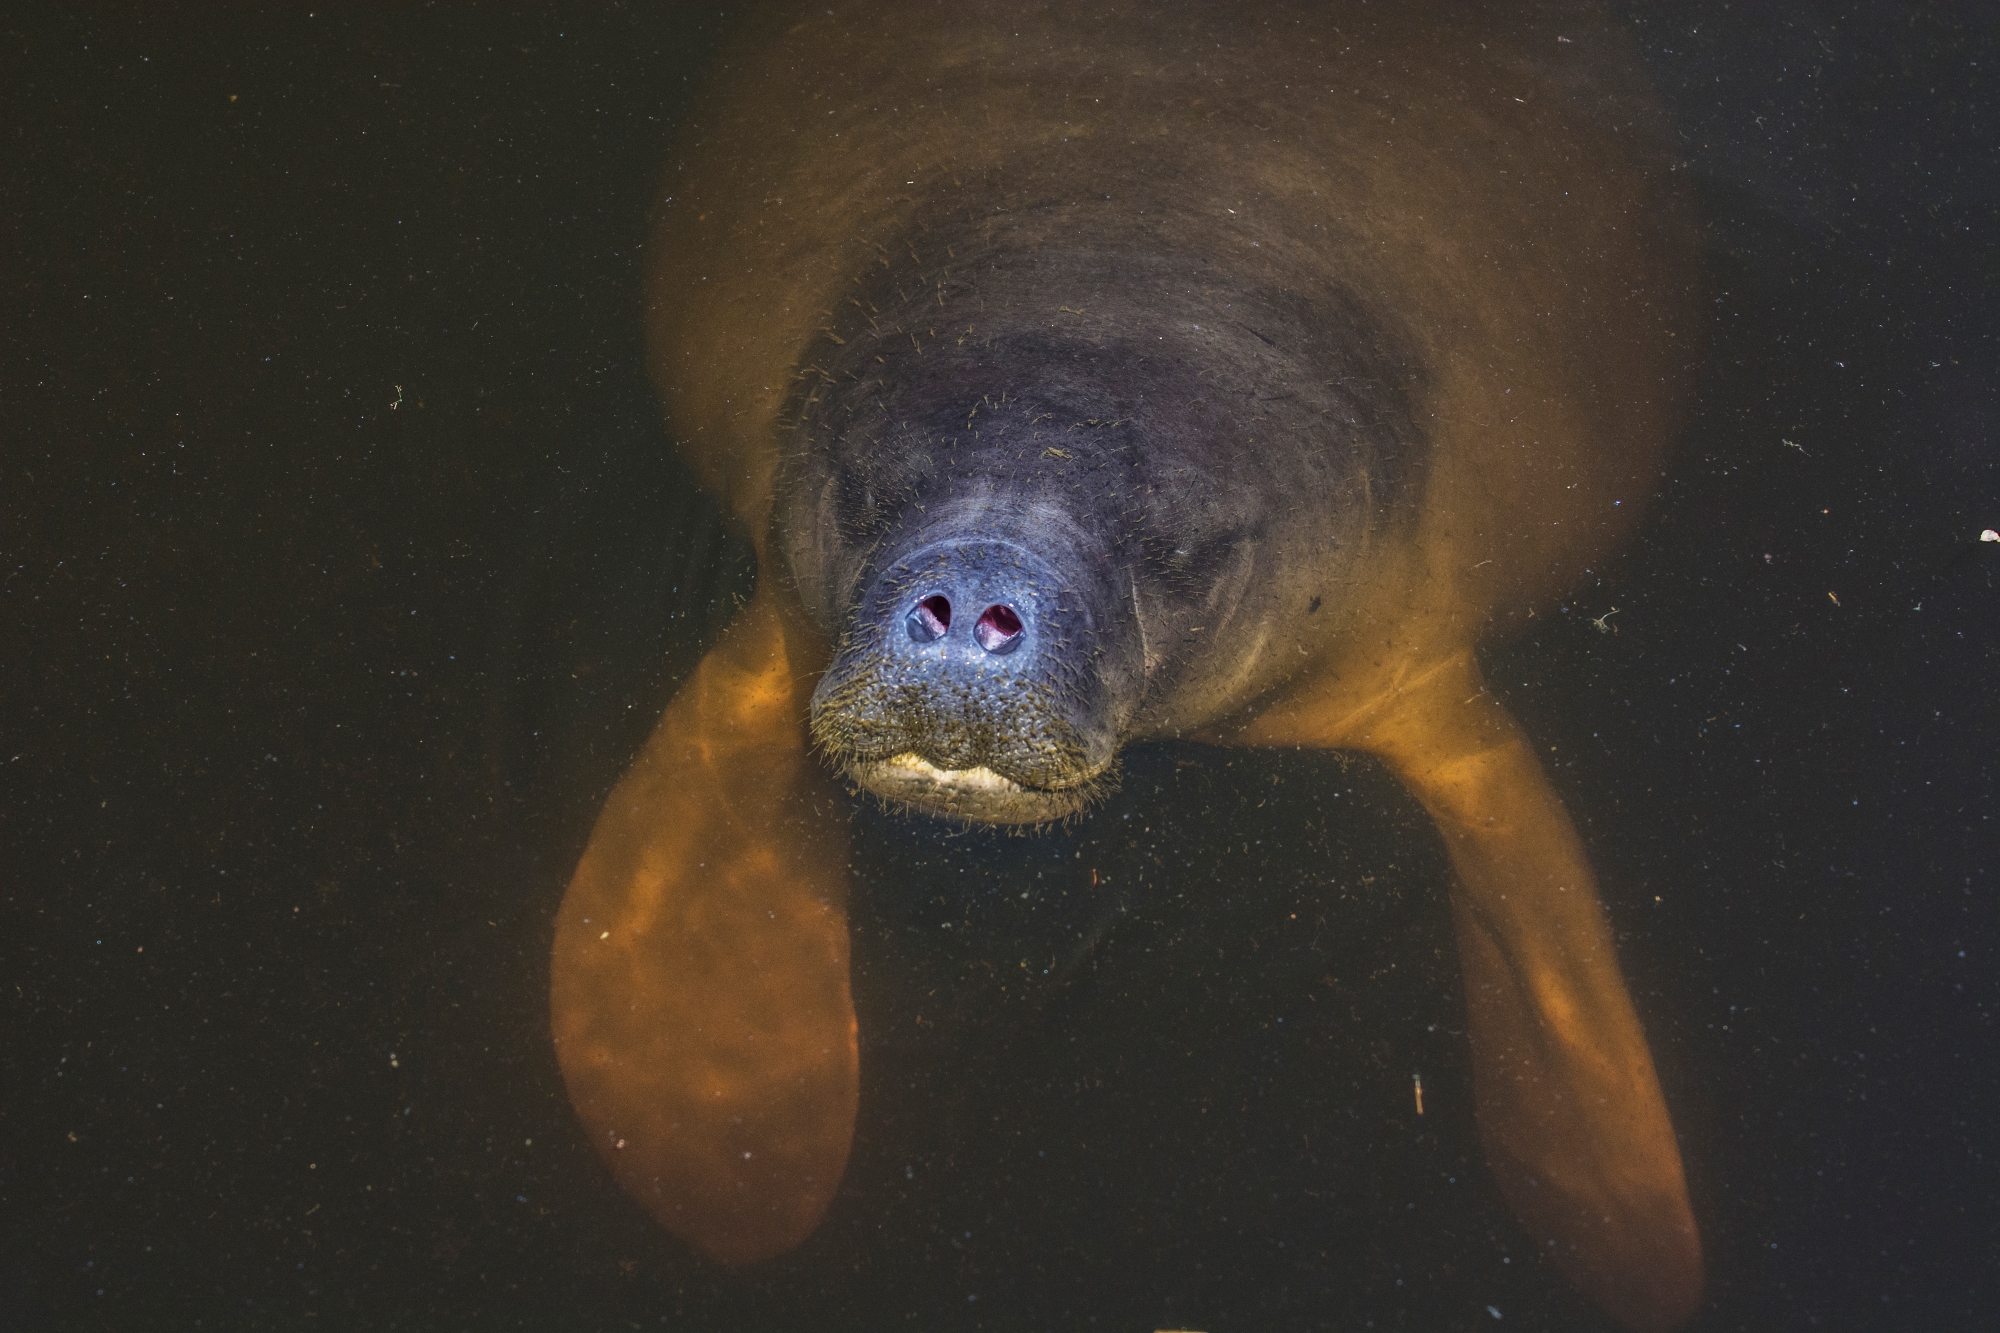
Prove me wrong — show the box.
[552,4,1706,1329]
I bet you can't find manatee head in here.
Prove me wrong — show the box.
[773,239,1419,825]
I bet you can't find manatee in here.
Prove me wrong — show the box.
[549,3,1705,1328]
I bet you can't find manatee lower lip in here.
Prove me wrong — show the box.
[846,752,1106,824]
[878,753,1021,791]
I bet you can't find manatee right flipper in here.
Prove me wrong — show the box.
[1237,651,1702,1332]
[549,580,855,1265]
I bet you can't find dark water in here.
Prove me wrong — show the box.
[4,5,1994,1330]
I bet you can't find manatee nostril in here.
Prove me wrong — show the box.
[907,595,951,643]
[974,603,1024,654]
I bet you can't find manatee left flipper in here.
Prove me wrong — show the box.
[549,581,855,1265]
[1234,652,1702,1332]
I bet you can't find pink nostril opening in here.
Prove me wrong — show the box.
[907,594,951,642]
[975,603,1023,653]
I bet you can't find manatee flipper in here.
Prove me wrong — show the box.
[1346,653,1701,1331]
[549,582,854,1264]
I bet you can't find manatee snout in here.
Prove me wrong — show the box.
[809,531,1136,824]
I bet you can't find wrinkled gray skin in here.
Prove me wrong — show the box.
[786,220,1416,822]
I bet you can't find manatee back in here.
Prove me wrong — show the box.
[645,0,1701,637]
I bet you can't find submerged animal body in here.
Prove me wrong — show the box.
[551,3,1706,1328]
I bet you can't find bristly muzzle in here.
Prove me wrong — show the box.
[810,655,1117,825]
